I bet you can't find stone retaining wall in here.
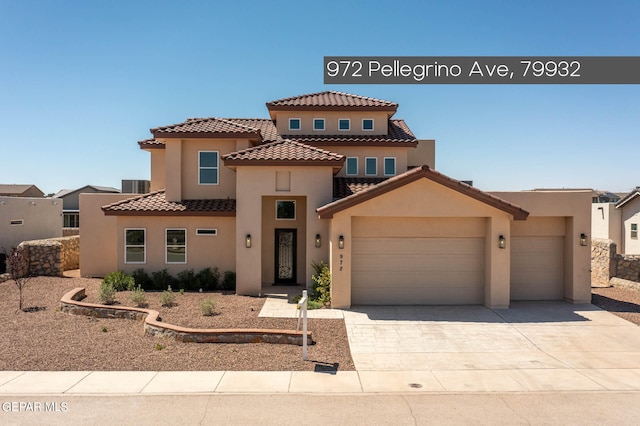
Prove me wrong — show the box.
[60,287,313,345]
[591,238,640,286]
[17,235,80,277]
[63,228,80,237]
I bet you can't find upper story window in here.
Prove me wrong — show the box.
[199,151,219,185]
[362,119,374,131]
[384,157,396,176]
[313,118,325,131]
[125,229,146,264]
[346,157,358,176]
[166,229,187,264]
[632,223,638,239]
[338,119,350,131]
[365,157,377,176]
[10,219,24,226]
[289,118,301,131]
[276,200,296,220]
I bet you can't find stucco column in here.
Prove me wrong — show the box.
[164,139,182,202]
[565,216,591,303]
[235,172,262,296]
[329,213,351,309]
[484,216,511,308]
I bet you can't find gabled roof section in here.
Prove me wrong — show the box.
[616,186,640,209]
[102,190,235,216]
[266,90,398,118]
[333,177,388,200]
[53,185,120,199]
[223,139,344,167]
[317,165,530,220]
[0,184,45,197]
[150,117,264,140]
[283,119,417,147]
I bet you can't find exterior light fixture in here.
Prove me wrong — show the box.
[338,235,344,249]
[315,234,321,248]
[498,235,506,249]
[245,234,252,248]
[580,233,588,246]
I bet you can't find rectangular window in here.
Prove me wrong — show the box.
[632,223,638,239]
[384,157,396,176]
[125,229,146,264]
[10,219,24,226]
[289,118,301,130]
[63,213,80,228]
[313,118,325,131]
[346,157,358,176]
[199,151,219,185]
[196,228,217,236]
[276,200,296,220]
[166,229,187,264]
[338,118,350,131]
[362,119,374,131]
[365,157,377,176]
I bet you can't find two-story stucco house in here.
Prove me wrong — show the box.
[81,91,592,308]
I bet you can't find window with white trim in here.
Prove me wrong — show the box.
[166,229,187,264]
[346,157,358,176]
[199,151,219,185]
[365,157,377,176]
[338,118,350,131]
[10,219,24,226]
[196,228,217,236]
[313,118,325,131]
[632,223,638,239]
[289,118,301,130]
[384,157,396,176]
[125,229,146,264]
[362,118,374,131]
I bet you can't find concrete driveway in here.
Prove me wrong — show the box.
[343,301,640,391]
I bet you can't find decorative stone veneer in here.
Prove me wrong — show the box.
[63,228,80,237]
[60,287,313,345]
[591,238,640,285]
[16,235,80,277]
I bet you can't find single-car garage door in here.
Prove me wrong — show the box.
[352,236,485,305]
[510,236,564,300]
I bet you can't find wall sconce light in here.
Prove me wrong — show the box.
[580,233,588,246]
[315,234,321,248]
[498,235,506,249]
[338,235,345,249]
[245,234,252,248]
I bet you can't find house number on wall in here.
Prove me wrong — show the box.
[339,254,343,271]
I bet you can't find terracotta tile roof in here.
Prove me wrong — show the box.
[616,186,640,208]
[283,120,417,147]
[138,138,165,149]
[318,166,530,220]
[102,191,235,216]
[223,139,344,166]
[333,177,388,200]
[267,91,398,110]
[151,117,264,140]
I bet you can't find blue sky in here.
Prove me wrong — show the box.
[0,0,638,195]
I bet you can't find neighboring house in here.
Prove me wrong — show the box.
[53,185,120,229]
[0,196,62,272]
[121,180,151,194]
[82,91,591,308]
[592,187,640,254]
[0,184,45,198]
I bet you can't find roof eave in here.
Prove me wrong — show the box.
[222,159,345,167]
[102,210,236,217]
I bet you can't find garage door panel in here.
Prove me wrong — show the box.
[352,237,484,305]
[511,236,563,300]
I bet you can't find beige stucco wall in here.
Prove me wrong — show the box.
[79,193,133,277]
[273,111,390,135]
[148,149,166,192]
[0,196,62,251]
[621,197,640,254]
[235,166,334,295]
[329,178,512,309]
[114,216,236,276]
[408,139,436,169]
[492,190,592,303]
[330,146,409,178]
[592,203,622,248]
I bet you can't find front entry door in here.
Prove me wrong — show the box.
[275,229,296,284]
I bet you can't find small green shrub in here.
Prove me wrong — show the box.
[152,269,175,291]
[311,260,331,307]
[160,286,176,307]
[102,326,108,333]
[103,270,135,291]
[177,269,198,292]
[200,297,217,316]
[196,267,220,291]
[155,343,165,350]
[222,271,236,291]
[130,285,147,307]
[132,268,153,290]
[98,281,117,305]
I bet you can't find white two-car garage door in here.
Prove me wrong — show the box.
[351,217,485,305]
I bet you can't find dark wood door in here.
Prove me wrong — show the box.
[275,229,296,284]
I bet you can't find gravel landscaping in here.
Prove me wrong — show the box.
[0,275,354,371]
[592,285,640,325]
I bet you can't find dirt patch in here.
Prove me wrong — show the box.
[592,285,640,325]
[0,276,354,371]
